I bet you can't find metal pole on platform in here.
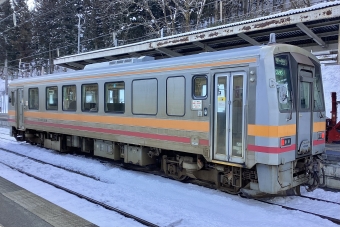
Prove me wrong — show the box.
[77,14,84,54]
[4,52,8,96]
[331,92,337,127]
[113,32,117,46]
[77,15,80,54]
[220,1,223,22]
[338,23,340,65]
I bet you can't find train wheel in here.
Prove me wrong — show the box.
[294,186,301,196]
[172,174,188,181]
[221,186,240,195]
[14,132,25,141]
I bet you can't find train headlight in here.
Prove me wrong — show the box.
[280,137,291,147]
[317,131,325,140]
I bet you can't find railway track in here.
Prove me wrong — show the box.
[0,145,339,226]
[298,195,340,205]
[255,198,340,225]
[0,147,159,227]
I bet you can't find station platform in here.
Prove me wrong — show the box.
[0,176,97,227]
[323,144,340,190]
[325,143,340,162]
[0,114,8,127]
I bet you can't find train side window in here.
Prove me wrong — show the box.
[62,85,76,111]
[193,75,207,99]
[300,81,311,110]
[82,83,98,112]
[274,55,293,112]
[11,91,15,106]
[105,82,125,113]
[299,70,312,111]
[132,78,157,115]
[314,70,325,111]
[167,76,185,116]
[46,86,58,110]
[28,88,39,110]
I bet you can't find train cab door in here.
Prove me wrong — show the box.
[213,71,247,163]
[16,88,24,129]
[296,66,314,156]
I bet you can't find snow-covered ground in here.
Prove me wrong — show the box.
[0,127,338,227]
[322,64,340,118]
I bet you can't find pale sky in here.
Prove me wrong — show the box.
[26,0,34,10]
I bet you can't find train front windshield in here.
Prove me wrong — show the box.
[275,55,293,112]
[274,54,325,113]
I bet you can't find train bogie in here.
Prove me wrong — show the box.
[8,43,326,196]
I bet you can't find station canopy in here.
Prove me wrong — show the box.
[54,2,340,70]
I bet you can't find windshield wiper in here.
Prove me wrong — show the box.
[287,91,293,121]
[314,99,324,118]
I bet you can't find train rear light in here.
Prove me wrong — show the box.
[317,131,325,140]
[280,137,291,147]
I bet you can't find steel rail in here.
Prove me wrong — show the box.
[0,150,159,227]
[298,195,340,206]
[255,199,340,225]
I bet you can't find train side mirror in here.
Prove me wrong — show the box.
[8,97,11,103]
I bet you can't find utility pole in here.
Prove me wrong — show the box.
[338,23,340,65]
[77,14,84,54]
[220,0,223,22]
[113,32,117,46]
[49,43,53,74]
[4,51,8,95]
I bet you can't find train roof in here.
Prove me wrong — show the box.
[9,44,319,86]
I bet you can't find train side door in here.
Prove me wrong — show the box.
[296,66,314,156]
[213,72,247,163]
[17,88,24,129]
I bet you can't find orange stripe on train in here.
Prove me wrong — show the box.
[248,123,325,138]
[23,111,209,132]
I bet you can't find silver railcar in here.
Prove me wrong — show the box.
[8,43,326,196]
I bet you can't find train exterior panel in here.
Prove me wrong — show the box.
[7,43,326,196]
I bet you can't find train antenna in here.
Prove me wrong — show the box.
[268,33,276,44]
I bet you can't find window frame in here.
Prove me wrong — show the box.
[132,78,158,115]
[299,80,311,111]
[274,54,294,113]
[104,81,125,114]
[81,83,98,113]
[11,91,15,106]
[192,75,208,100]
[313,66,325,112]
[28,87,39,110]
[46,86,58,111]
[62,84,77,111]
[166,76,186,117]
